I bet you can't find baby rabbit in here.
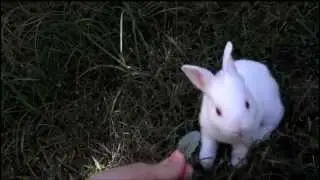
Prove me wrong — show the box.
[181,41,284,169]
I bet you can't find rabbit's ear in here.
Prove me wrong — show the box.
[222,41,237,74]
[181,65,214,92]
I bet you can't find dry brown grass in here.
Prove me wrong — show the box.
[1,2,319,179]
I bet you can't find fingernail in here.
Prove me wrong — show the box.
[169,150,184,162]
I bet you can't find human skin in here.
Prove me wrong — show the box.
[90,150,193,180]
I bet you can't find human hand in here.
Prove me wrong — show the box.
[90,150,193,180]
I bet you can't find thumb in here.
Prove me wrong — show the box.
[151,150,193,180]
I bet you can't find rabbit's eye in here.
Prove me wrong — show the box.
[245,101,250,109]
[216,107,222,116]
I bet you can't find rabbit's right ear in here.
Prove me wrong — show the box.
[181,65,214,93]
[222,41,237,75]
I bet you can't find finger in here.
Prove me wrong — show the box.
[160,150,185,165]
[183,164,193,180]
[170,150,193,179]
[90,163,152,180]
[151,150,192,180]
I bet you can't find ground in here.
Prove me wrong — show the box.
[1,2,319,180]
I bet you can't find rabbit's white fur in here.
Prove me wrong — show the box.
[181,41,284,169]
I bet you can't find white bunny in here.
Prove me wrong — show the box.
[181,41,284,169]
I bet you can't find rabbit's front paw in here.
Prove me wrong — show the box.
[231,143,249,168]
[199,136,218,170]
[231,155,247,168]
[199,156,214,170]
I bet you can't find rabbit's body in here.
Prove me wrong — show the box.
[181,42,284,169]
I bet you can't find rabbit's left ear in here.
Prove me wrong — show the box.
[222,41,237,74]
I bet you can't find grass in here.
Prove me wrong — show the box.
[1,1,319,180]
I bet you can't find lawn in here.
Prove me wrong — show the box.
[1,2,319,180]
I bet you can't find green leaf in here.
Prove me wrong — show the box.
[177,131,201,160]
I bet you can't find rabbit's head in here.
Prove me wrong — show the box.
[181,42,259,139]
